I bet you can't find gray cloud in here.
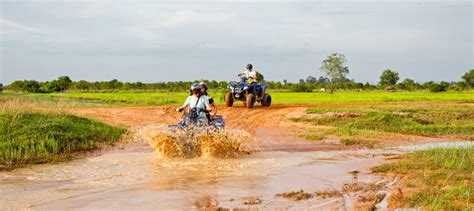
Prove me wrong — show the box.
[1,1,472,84]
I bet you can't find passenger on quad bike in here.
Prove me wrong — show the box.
[199,82,217,121]
[238,64,257,84]
[176,83,212,126]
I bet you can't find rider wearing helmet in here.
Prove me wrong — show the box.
[238,64,257,83]
[176,83,212,126]
[199,82,217,121]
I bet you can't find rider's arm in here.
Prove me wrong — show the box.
[205,101,212,111]
[176,97,190,111]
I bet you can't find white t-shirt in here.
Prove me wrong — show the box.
[183,95,209,110]
[243,70,257,82]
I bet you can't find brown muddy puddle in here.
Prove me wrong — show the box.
[0,132,471,210]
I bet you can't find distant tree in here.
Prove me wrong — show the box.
[23,80,42,93]
[299,79,305,84]
[317,76,330,84]
[57,76,72,91]
[305,76,317,84]
[320,53,350,93]
[283,79,288,84]
[74,80,91,90]
[44,81,62,92]
[462,69,474,87]
[429,82,449,92]
[108,79,123,90]
[399,78,416,91]
[256,71,264,81]
[291,84,313,92]
[379,69,400,86]
[0,83,3,92]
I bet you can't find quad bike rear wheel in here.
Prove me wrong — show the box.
[261,94,272,107]
[246,94,256,109]
[225,92,234,107]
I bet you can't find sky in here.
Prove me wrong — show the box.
[0,0,472,84]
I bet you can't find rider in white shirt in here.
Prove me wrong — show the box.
[176,83,212,112]
[238,64,257,83]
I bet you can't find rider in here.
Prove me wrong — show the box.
[238,64,257,84]
[176,83,212,125]
[199,82,217,121]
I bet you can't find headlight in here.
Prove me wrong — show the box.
[243,86,248,90]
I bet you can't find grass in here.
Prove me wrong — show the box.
[2,90,473,106]
[372,147,473,209]
[292,104,474,141]
[0,98,125,170]
[301,133,324,141]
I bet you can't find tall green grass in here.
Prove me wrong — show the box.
[0,98,125,170]
[373,147,473,209]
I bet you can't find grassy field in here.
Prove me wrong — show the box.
[2,90,473,106]
[372,147,473,209]
[0,98,125,170]
[292,103,474,145]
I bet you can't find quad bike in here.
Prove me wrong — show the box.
[226,76,272,109]
[168,107,225,132]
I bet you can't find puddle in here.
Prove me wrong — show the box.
[0,140,471,210]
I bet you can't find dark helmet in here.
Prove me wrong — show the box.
[199,82,208,91]
[190,83,201,92]
[246,64,253,69]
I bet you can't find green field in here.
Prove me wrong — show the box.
[292,104,474,143]
[2,90,473,106]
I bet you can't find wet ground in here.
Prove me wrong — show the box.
[1,104,470,210]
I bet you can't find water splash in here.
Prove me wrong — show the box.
[139,125,256,158]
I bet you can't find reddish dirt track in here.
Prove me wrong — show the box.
[72,102,457,152]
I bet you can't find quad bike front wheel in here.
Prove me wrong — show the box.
[246,94,256,109]
[261,94,272,107]
[225,92,234,107]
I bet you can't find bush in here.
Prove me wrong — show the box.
[290,84,313,92]
[429,83,448,93]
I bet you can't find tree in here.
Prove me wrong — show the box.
[23,80,42,93]
[0,83,3,92]
[299,79,305,84]
[429,82,449,92]
[399,78,416,91]
[283,79,287,84]
[74,80,91,90]
[379,69,400,86]
[256,71,264,81]
[57,76,72,92]
[317,76,330,84]
[306,76,317,84]
[320,53,350,93]
[462,69,474,87]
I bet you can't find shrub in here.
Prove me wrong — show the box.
[290,84,313,92]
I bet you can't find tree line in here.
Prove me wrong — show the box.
[2,53,473,93]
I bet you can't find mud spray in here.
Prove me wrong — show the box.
[139,125,256,158]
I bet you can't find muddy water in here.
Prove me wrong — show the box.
[1,138,471,210]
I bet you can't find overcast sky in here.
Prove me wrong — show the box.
[1,0,472,84]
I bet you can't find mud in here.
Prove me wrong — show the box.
[1,104,471,210]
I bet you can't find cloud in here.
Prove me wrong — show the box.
[0,18,48,36]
